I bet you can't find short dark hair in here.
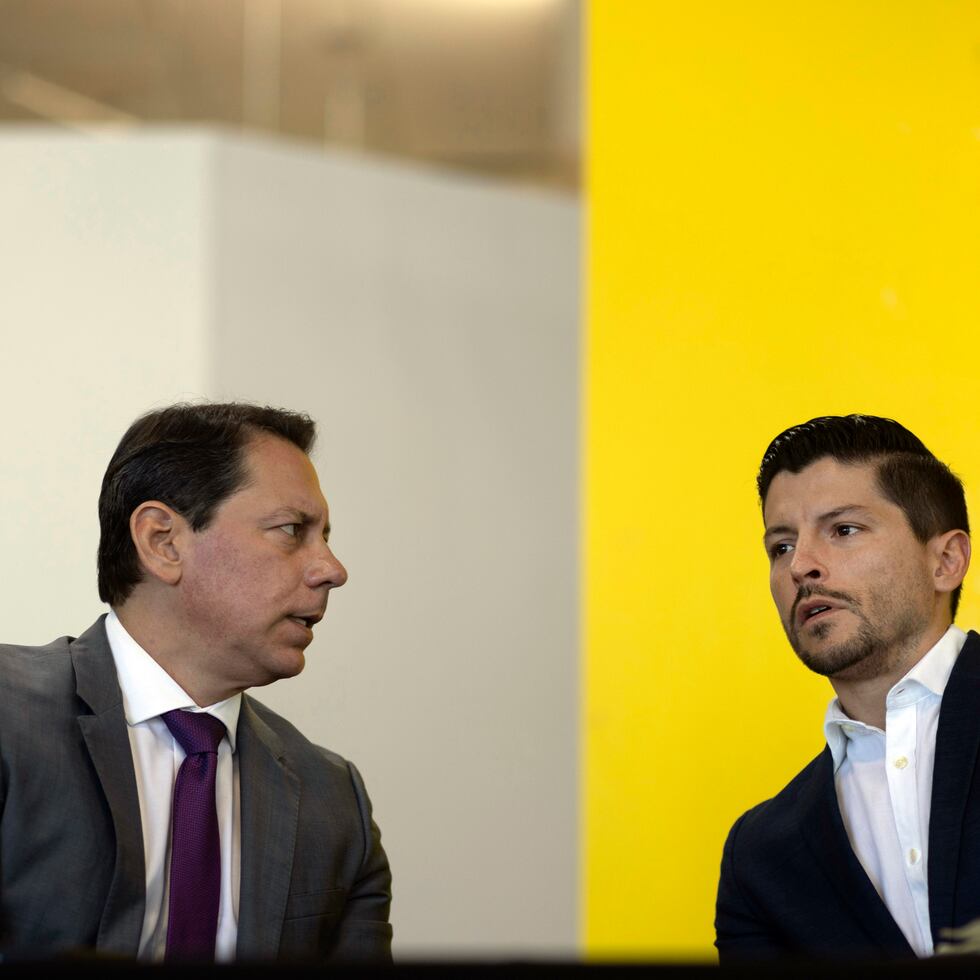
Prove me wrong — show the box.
[758,414,970,617]
[98,402,316,606]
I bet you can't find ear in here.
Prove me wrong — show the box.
[932,529,971,600]
[129,501,188,587]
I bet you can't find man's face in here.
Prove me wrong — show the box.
[178,433,348,696]
[763,457,938,681]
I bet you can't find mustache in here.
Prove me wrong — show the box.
[791,586,859,624]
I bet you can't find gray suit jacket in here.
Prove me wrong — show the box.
[0,616,392,962]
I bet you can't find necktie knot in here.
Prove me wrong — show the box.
[162,709,226,757]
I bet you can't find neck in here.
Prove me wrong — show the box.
[113,599,239,708]
[831,620,951,729]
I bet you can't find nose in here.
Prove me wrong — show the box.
[789,535,827,586]
[306,542,348,590]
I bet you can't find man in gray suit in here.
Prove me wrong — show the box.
[0,402,392,962]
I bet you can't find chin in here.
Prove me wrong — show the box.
[795,633,883,680]
[275,648,307,679]
[251,649,307,688]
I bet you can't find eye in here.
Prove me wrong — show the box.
[768,541,794,560]
[279,523,300,537]
[835,524,860,538]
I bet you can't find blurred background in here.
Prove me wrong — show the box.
[3,0,979,966]
[0,0,582,962]
[0,0,579,188]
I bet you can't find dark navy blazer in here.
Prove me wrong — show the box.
[716,630,980,961]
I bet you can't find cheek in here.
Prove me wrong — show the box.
[770,566,790,602]
[187,540,270,614]
[853,550,931,611]
[897,554,937,602]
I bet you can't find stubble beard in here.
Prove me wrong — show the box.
[786,598,926,683]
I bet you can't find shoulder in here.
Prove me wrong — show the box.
[949,629,980,680]
[0,633,79,704]
[0,630,96,761]
[716,748,835,958]
[239,695,379,839]
[725,749,830,854]
[242,694,365,783]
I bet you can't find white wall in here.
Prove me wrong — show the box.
[0,129,579,957]
[0,131,211,639]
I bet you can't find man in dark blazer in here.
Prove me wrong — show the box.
[0,403,392,962]
[716,415,976,961]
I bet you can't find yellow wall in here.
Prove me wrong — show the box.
[584,2,980,958]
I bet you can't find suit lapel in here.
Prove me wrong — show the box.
[235,697,300,961]
[929,630,980,937]
[798,747,914,954]
[70,617,146,955]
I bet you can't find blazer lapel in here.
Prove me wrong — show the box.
[929,630,980,937]
[70,616,146,955]
[798,747,913,955]
[235,697,300,961]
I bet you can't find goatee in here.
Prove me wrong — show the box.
[791,616,888,679]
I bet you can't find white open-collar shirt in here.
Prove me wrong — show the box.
[105,609,242,961]
[823,624,967,958]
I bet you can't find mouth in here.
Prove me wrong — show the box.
[287,612,322,630]
[796,599,844,628]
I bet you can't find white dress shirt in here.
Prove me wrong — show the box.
[823,624,967,958]
[105,610,242,961]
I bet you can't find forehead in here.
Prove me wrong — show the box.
[763,457,889,527]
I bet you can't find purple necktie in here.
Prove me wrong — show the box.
[162,709,226,960]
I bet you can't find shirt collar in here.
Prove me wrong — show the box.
[823,624,968,772]
[105,609,241,751]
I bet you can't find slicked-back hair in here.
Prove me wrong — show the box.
[98,402,316,607]
[757,414,970,617]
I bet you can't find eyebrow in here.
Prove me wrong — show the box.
[762,504,874,542]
